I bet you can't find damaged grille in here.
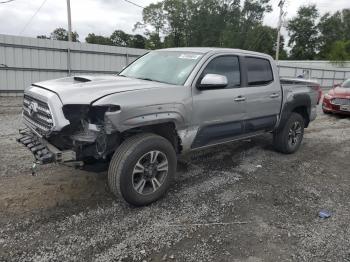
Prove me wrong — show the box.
[332,98,350,106]
[23,95,54,135]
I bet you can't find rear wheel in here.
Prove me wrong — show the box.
[273,113,305,154]
[108,133,177,206]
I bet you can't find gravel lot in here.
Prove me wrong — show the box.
[0,96,350,262]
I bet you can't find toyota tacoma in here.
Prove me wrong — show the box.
[17,48,319,206]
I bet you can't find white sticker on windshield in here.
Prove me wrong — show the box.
[178,54,201,60]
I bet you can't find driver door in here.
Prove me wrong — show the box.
[191,55,247,149]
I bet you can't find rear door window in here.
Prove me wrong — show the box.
[246,57,273,86]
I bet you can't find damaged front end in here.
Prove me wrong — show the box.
[18,93,121,166]
[57,104,121,162]
[17,128,76,164]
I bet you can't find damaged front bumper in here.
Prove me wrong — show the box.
[17,128,76,164]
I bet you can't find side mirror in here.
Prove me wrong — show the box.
[197,74,228,90]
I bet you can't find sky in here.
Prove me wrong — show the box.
[0,0,349,43]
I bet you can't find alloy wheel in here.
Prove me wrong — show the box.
[132,150,168,195]
[288,121,302,147]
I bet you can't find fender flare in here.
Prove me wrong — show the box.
[276,93,311,131]
[120,111,185,132]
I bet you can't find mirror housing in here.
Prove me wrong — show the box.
[197,74,228,90]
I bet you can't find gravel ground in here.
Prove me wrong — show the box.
[0,97,350,262]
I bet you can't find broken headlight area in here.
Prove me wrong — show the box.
[48,104,121,161]
[62,104,120,127]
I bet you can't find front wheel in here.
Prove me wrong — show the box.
[273,113,305,154]
[108,133,177,206]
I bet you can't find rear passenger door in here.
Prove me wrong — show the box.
[241,56,282,133]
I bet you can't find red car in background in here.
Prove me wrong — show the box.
[323,79,350,115]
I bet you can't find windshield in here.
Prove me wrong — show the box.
[119,51,203,85]
[341,79,350,88]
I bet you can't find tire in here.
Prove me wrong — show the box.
[273,113,305,154]
[323,109,331,114]
[108,133,177,206]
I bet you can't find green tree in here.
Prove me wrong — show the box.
[162,0,190,47]
[142,2,166,36]
[136,0,287,56]
[145,32,163,49]
[50,27,79,42]
[85,33,112,45]
[221,0,272,49]
[137,0,275,47]
[110,30,131,46]
[239,0,272,48]
[134,2,166,49]
[343,9,350,40]
[130,34,146,49]
[328,40,350,64]
[221,0,242,48]
[318,12,344,59]
[36,35,50,39]
[245,25,286,58]
[189,0,227,47]
[85,31,146,49]
[287,5,319,60]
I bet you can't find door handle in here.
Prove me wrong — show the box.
[234,96,246,102]
[270,93,280,98]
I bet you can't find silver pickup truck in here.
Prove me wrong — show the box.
[17,48,319,206]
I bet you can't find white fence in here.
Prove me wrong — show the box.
[1,34,350,94]
[278,60,350,88]
[0,34,147,93]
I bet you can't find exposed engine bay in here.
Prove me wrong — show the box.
[55,104,121,161]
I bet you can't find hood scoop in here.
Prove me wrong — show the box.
[74,76,92,83]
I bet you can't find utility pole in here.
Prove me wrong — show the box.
[276,0,285,62]
[67,0,72,42]
[66,0,72,75]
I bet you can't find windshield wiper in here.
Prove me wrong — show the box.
[138,77,163,83]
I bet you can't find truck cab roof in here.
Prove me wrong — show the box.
[157,47,273,60]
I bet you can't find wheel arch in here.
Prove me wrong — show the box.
[120,121,182,154]
[277,93,311,131]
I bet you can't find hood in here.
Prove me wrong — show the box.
[329,87,350,98]
[31,75,171,104]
